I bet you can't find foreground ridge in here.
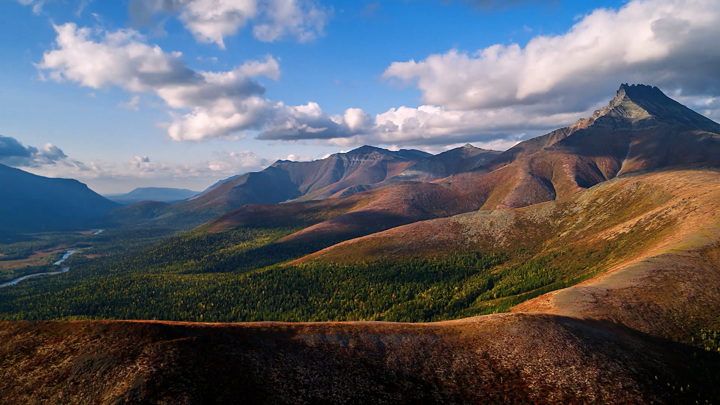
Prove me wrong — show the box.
[1,314,718,404]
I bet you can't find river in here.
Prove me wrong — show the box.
[0,249,76,288]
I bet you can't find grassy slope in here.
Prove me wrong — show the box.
[292,169,720,336]
[1,169,717,325]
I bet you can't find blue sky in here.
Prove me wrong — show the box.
[1,0,719,193]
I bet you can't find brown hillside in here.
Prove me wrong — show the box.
[292,169,720,342]
[209,85,720,246]
[1,313,716,404]
[444,84,720,209]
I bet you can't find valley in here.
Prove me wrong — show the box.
[1,84,720,403]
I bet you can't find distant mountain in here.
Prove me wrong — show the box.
[388,144,501,183]
[178,146,434,212]
[207,84,720,252]
[106,187,199,204]
[122,84,720,236]
[0,164,120,236]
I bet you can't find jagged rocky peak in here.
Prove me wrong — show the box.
[571,84,656,131]
[571,84,720,133]
[616,83,667,101]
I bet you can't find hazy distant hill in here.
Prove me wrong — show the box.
[177,146,434,212]
[106,187,199,205]
[0,164,119,236]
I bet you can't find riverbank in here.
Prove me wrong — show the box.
[0,249,75,288]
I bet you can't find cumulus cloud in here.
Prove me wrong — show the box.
[258,103,375,140]
[34,0,720,149]
[258,102,585,146]
[39,23,282,141]
[129,0,328,48]
[207,151,269,173]
[11,143,274,193]
[265,0,720,147]
[384,0,720,111]
[0,135,34,161]
[0,136,271,193]
[116,151,270,187]
[0,135,87,170]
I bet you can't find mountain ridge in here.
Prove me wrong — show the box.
[0,164,120,237]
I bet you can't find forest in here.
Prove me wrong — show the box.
[0,222,607,323]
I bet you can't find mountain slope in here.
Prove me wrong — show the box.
[205,84,720,258]
[467,84,720,208]
[3,170,719,403]
[289,168,720,336]
[177,146,432,213]
[386,144,501,183]
[0,164,120,236]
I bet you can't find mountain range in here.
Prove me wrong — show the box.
[1,84,720,403]
[176,144,499,212]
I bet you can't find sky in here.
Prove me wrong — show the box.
[1,0,719,194]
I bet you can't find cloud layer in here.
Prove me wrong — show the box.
[129,0,328,48]
[39,23,282,141]
[38,23,378,144]
[266,0,720,146]
[34,0,720,150]
[384,0,720,111]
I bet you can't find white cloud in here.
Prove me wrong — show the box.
[75,0,94,16]
[114,150,270,187]
[129,0,328,48]
[257,100,591,146]
[207,150,269,172]
[0,135,89,171]
[252,0,328,43]
[8,140,273,193]
[17,0,44,14]
[384,0,720,111]
[38,23,283,141]
[368,104,586,145]
[34,0,720,150]
[262,0,720,148]
[258,103,376,140]
[119,95,141,111]
[282,153,312,161]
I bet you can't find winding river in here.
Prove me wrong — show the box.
[0,249,77,288]
[0,229,106,289]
